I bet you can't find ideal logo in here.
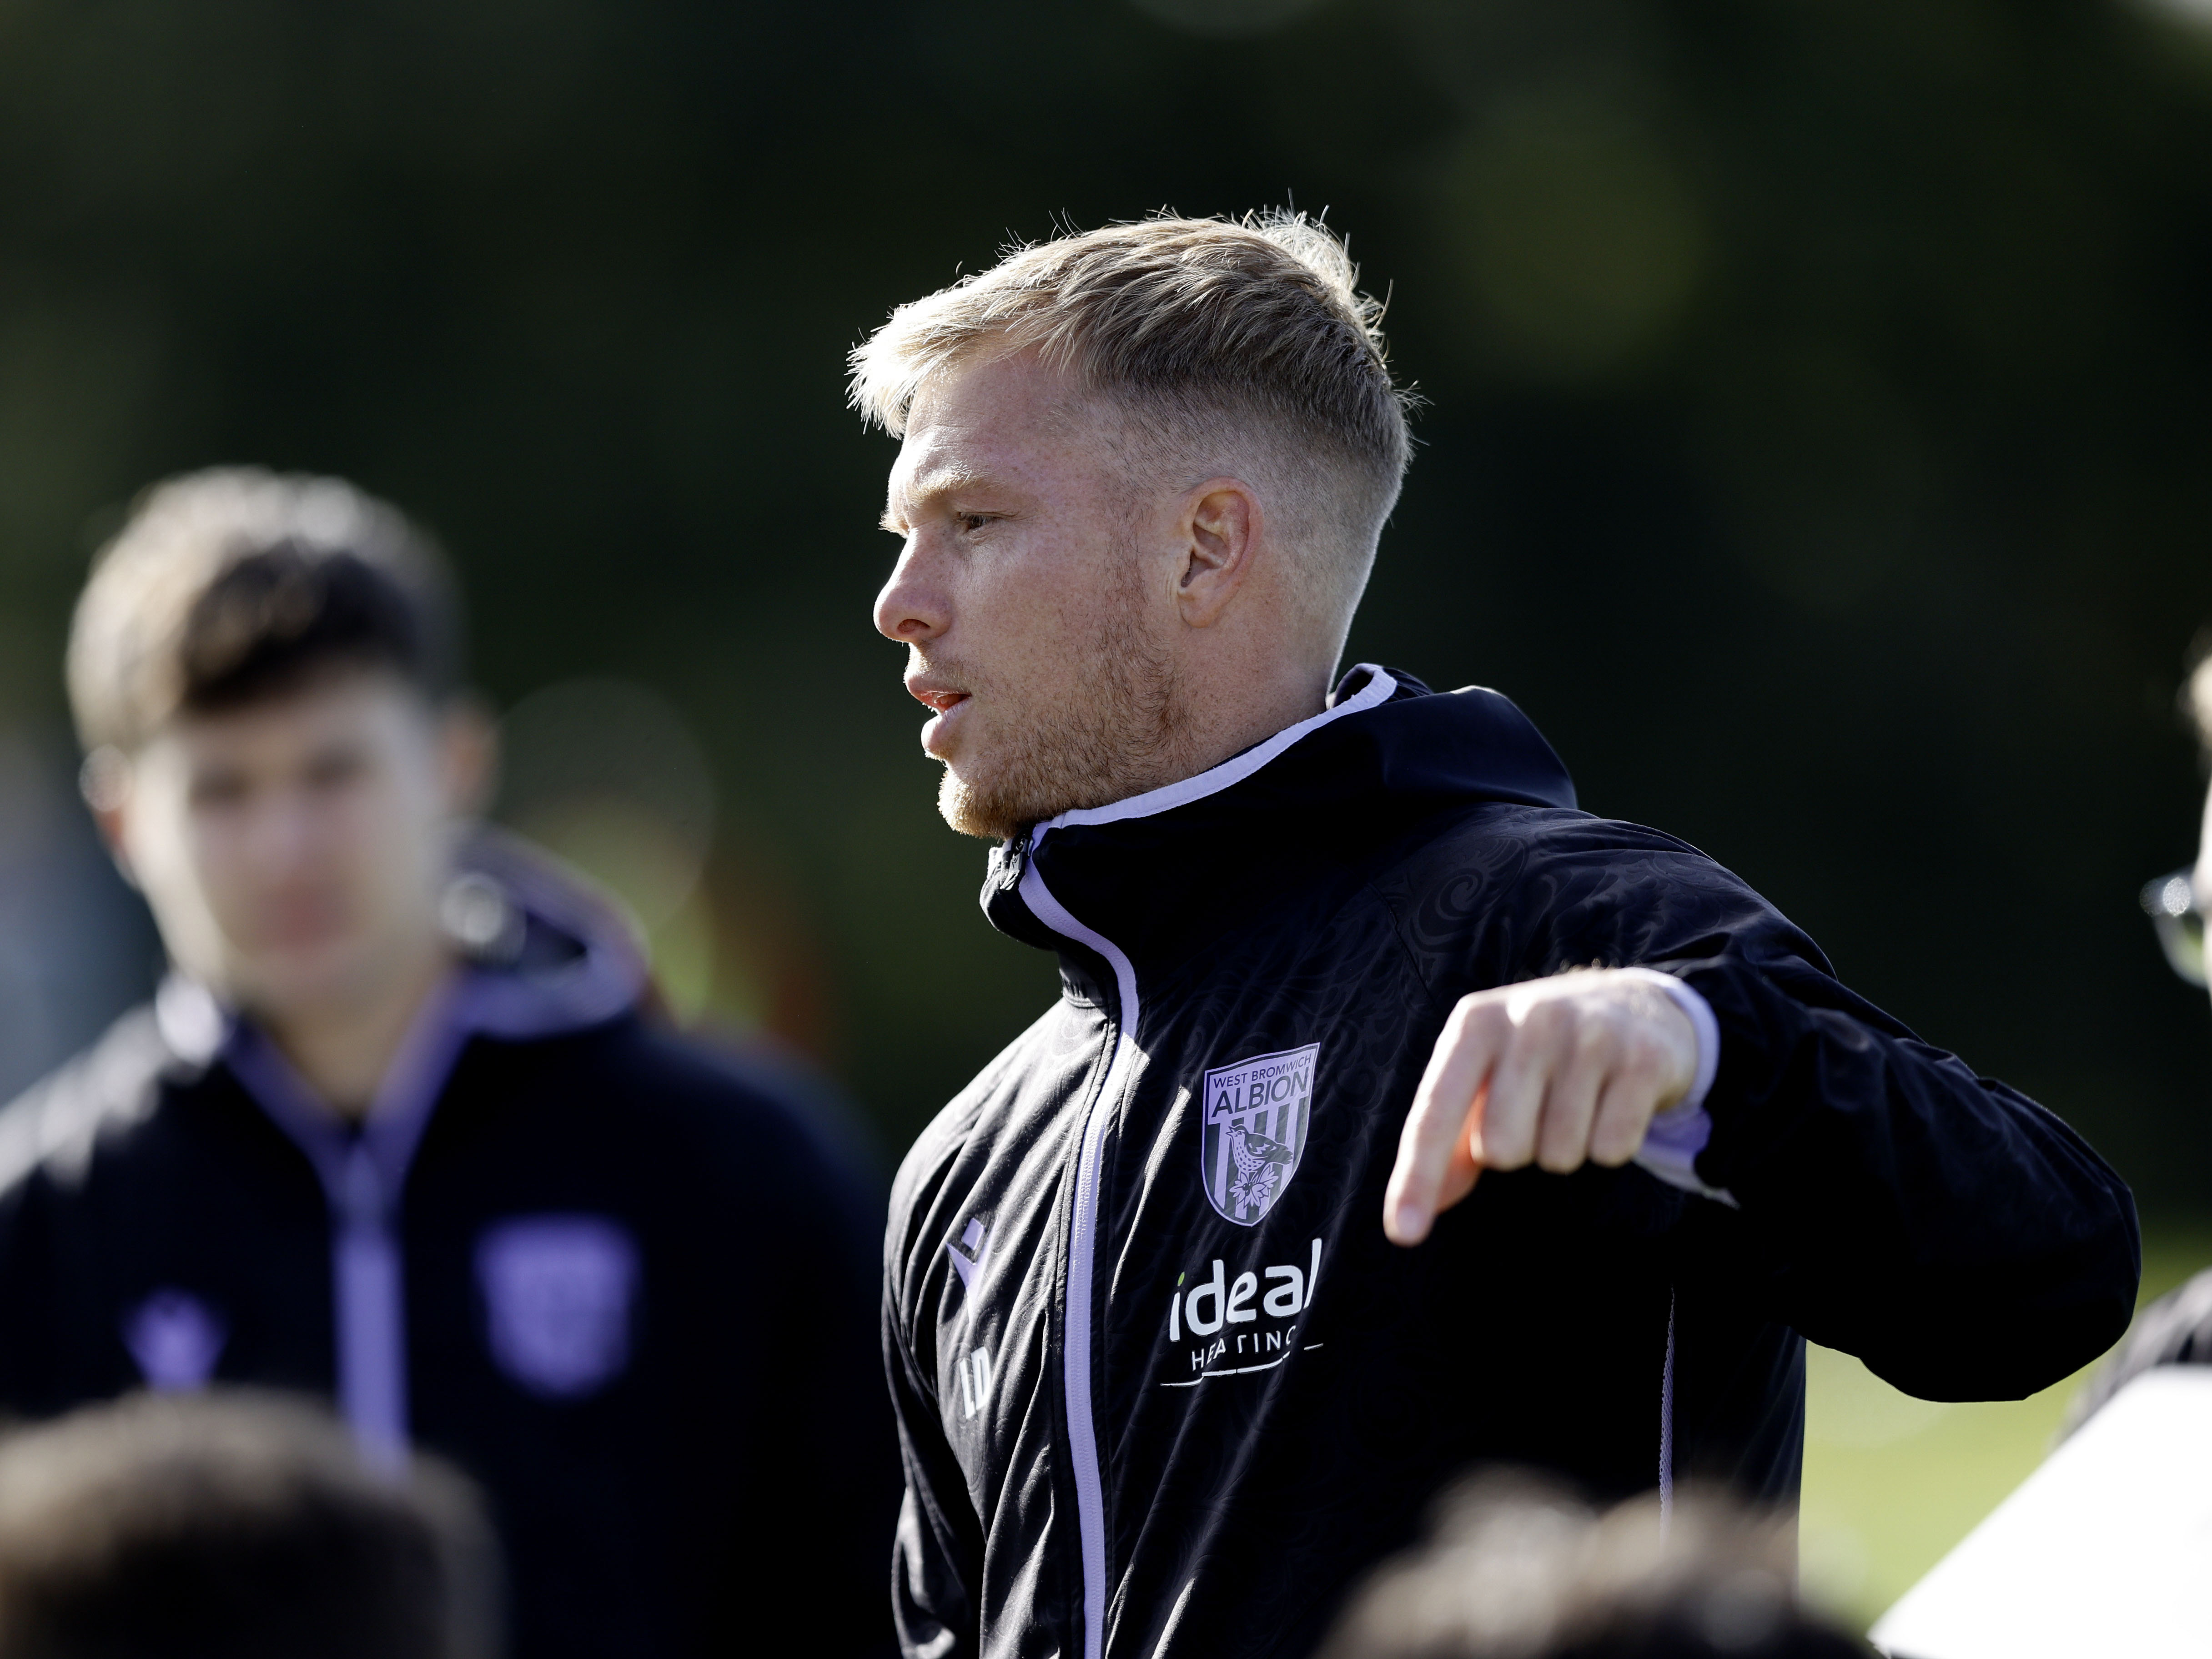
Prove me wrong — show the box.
[1200,1043,1317,1226]
[1162,1240,1324,1387]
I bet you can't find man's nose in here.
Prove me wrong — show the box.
[873,539,949,644]
[241,787,332,876]
[243,788,322,869]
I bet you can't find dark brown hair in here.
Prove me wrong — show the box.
[0,1390,501,1659]
[1318,1471,1869,1659]
[67,468,461,753]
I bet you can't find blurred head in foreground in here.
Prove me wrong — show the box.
[0,1390,499,1659]
[66,469,488,1063]
[856,212,1413,840]
[1317,1473,1867,1659]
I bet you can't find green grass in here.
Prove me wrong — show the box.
[1799,1229,2210,1630]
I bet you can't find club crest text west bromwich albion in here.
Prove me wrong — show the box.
[1200,1044,1317,1226]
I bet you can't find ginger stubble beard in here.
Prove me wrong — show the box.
[936,554,1192,843]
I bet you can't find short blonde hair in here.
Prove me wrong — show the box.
[850,212,1413,646]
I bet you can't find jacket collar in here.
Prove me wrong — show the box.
[981,664,1577,982]
[152,831,649,1179]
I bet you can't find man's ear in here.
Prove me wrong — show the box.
[78,746,139,888]
[1175,479,1264,629]
[439,695,499,819]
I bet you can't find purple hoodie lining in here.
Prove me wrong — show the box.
[222,972,474,1471]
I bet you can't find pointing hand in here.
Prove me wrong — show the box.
[1383,969,1698,1246]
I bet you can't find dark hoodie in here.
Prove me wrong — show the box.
[883,666,2139,1659]
[0,838,896,1659]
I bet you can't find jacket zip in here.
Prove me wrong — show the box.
[1001,669,1401,1659]
[1016,843,1138,1659]
[225,976,473,1469]
[1659,1288,1677,1523]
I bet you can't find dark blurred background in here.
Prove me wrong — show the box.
[4,0,2212,1210]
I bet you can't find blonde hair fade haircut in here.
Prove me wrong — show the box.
[849,212,1414,655]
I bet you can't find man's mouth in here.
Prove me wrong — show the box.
[905,679,972,757]
[256,898,353,953]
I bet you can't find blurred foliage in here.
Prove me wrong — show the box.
[4,0,2212,1195]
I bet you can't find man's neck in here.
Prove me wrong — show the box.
[1162,670,1332,793]
[255,943,453,1121]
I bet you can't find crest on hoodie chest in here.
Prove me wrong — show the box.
[1200,1044,1317,1225]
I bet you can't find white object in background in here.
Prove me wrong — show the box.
[1870,1367,2212,1659]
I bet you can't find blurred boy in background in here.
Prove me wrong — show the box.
[0,469,895,1659]
[0,1390,498,1659]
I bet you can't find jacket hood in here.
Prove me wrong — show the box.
[139,830,652,1245]
[981,664,1576,976]
[438,828,651,1040]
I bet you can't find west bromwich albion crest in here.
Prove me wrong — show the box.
[1201,1044,1317,1226]
[476,1214,639,1399]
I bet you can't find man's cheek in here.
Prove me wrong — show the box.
[330,782,419,867]
[942,699,995,767]
[192,861,267,953]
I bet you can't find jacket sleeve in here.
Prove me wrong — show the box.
[0,1171,55,1416]
[883,1192,983,1659]
[1522,826,2141,1403]
[0,1087,82,1417]
[704,1090,904,1659]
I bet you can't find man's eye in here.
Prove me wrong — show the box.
[190,776,249,809]
[958,513,994,533]
[304,752,368,791]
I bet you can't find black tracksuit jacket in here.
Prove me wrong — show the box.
[883,665,2141,1659]
[0,844,896,1659]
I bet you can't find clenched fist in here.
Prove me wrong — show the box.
[1383,968,1700,1246]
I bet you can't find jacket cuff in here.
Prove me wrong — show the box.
[1617,967,1736,1206]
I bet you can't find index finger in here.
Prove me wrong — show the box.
[1384,996,1506,1246]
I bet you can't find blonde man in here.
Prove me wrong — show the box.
[856,215,2138,1659]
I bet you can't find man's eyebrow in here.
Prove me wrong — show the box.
[880,465,988,533]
